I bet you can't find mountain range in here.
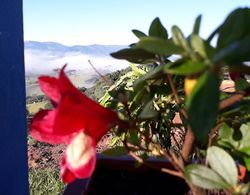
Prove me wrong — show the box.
[24,41,129,75]
[25,41,125,57]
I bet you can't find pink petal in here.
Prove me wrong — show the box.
[30,109,76,144]
[58,66,85,103]
[39,76,61,104]
[61,158,77,184]
[62,132,96,183]
[53,94,118,142]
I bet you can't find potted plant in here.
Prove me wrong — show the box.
[30,7,250,194]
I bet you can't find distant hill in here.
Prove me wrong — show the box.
[25,41,126,57]
[24,41,129,75]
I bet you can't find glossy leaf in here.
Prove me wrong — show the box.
[217,123,250,155]
[129,87,151,114]
[99,92,111,106]
[165,60,205,75]
[217,123,237,149]
[132,29,147,38]
[213,35,250,64]
[110,48,156,64]
[102,146,128,156]
[129,63,146,76]
[243,157,250,171]
[148,17,168,39]
[135,37,183,55]
[133,64,166,91]
[129,131,140,146]
[192,15,202,35]
[238,123,250,154]
[217,8,250,50]
[138,100,158,119]
[184,164,231,190]
[235,78,250,91]
[171,25,191,53]
[186,72,220,141]
[191,35,215,59]
[207,146,238,187]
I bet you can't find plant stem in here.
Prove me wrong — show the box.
[219,87,250,110]
[166,74,195,162]
[123,139,184,178]
[219,93,244,110]
[88,60,113,86]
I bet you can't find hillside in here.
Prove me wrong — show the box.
[25,41,125,57]
[26,66,132,113]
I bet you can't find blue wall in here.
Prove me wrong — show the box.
[0,0,29,194]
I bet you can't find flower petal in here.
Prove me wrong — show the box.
[30,109,76,144]
[58,66,85,103]
[39,76,61,104]
[53,95,118,142]
[62,132,96,183]
[61,157,77,184]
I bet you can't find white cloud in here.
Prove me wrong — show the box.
[24,49,129,75]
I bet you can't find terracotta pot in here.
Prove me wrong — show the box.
[63,154,189,194]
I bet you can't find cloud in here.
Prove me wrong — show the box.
[24,49,129,76]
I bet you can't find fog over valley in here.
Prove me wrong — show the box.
[24,41,129,75]
[24,41,129,95]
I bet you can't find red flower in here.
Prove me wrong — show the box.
[30,65,118,183]
[229,71,245,81]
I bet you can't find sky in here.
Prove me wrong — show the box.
[23,0,250,46]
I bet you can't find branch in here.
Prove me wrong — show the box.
[219,86,250,110]
[219,93,244,110]
[88,60,113,86]
[166,74,195,162]
[123,139,184,178]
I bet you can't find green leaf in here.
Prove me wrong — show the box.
[129,63,146,76]
[238,123,250,154]
[135,36,183,55]
[236,183,250,194]
[129,131,140,145]
[191,35,215,59]
[217,123,238,149]
[110,48,156,64]
[171,25,191,53]
[217,8,250,50]
[217,123,250,156]
[148,17,168,39]
[133,64,166,91]
[186,72,220,141]
[184,164,231,190]
[130,87,151,114]
[165,60,205,75]
[132,29,147,38]
[243,157,250,171]
[102,146,128,157]
[138,100,158,119]
[207,146,238,187]
[192,15,202,35]
[235,78,250,91]
[213,35,250,64]
[110,136,119,146]
[99,91,111,106]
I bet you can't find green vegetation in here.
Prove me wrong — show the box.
[27,102,47,114]
[100,8,250,194]
[29,168,65,195]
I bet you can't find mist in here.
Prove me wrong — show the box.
[24,49,129,76]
